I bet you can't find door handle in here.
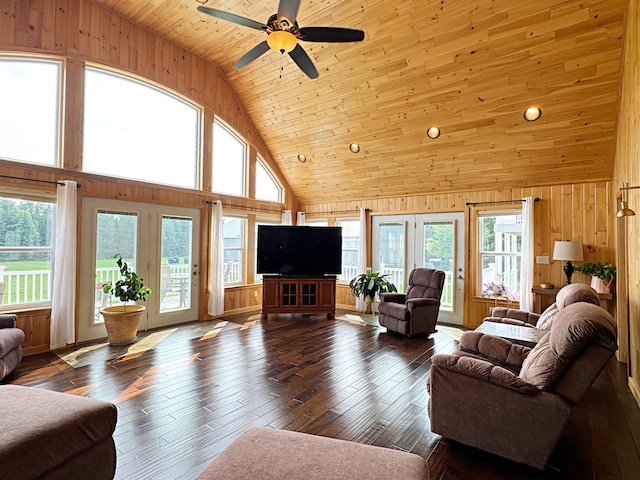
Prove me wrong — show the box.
[457,275,463,279]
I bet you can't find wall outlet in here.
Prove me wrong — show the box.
[254,290,258,297]
[536,255,550,264]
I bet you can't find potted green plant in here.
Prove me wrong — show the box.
[349,268,397,314]
[100,254,152,345]
[575,262,616,294]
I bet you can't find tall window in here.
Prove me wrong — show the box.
[255,218,281,282]
[255,158,282,202]
[479,211,522,300]
[0,57,61,166]
[336,219,360,282]
[0,196,54,307]
[223,217,245,284]
[213,120,246,196]
[83,67,200,189]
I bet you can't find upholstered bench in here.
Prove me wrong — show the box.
[0,385,117,480]
[196,427,429,480]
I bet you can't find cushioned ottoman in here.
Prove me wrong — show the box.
[0,385,118,480]
[196,427,429,480]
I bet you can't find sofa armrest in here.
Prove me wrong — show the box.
[0,314,18,329]
[406,297,440,309]
[379,293,406,304]
[482,316,532,327]
[488,307,540,326]
[432,353,538,394]
[459,331,531,368]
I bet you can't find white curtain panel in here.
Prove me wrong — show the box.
[50,180,77,350]
[520,196,535,312]
[356,208,368,312]
[208,201,225,316]
[281,210,292,225]
[296,211,306,225]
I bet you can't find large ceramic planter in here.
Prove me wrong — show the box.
[100,305,145,346]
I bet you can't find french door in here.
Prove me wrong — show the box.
[78,198,200,343]
[372,213,465,325]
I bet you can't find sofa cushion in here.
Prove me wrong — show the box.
[556,283,600,309]
[196,427,429,480]
[536,303,559,330]
[0,385,117,480]
[520,303,616,390]
[0,328,25,358]
[377,301,409,321]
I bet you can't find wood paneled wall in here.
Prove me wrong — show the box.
[304,181,615,328]
[613,0,640,405]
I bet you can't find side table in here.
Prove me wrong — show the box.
[531,286,613,314]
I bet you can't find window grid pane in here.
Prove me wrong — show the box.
[0,197,54,306]
[213,121,246,196]
[0,57,61,166]
[83,67,200,189]
[255,158,282,202]
[336,219,360,282]
[479,213,522,300]
[223,217,245,284]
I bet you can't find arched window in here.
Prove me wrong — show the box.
[83,67,200,189]
[213,120,246,196]
[0,57,61,166]
[255,157,282,203]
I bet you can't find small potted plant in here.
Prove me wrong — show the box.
[349,268,397,314]
[575,262,616,293]
[100,254,152,345]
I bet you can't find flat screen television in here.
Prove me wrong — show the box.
[257,225,342,276]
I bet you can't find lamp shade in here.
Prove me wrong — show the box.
[267,31,297,53]
[552,241,584,261]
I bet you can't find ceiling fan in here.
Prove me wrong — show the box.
[197,0,365,79]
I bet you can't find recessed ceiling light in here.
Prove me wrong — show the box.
[524,106,542,121]
[297,154,307,163]
[426,127,440,139]
[349,143,361,154]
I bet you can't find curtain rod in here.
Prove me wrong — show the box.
[305,208,364,216]
[205,200,282,214]
[465,197,540,207]
[0,174,81,188]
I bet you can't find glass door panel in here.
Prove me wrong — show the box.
[94,211,138,322]
[160,216,193,313]
[373,220,409,293]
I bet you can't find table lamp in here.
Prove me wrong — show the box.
[553,241,584,285]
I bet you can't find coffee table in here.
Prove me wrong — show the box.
[475,321,548,347]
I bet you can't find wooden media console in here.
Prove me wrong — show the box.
[261,276,336,319]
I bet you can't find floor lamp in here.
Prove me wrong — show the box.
[553,241,584,285]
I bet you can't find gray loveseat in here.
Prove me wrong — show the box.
[0,314,24,381]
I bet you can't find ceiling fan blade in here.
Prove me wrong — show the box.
[299,27,365,43]
[233,41,271,70]
[197,6,267,31]
[289,44,319,79]
[277,0,301,23]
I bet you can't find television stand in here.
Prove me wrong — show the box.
[261,276,336,320]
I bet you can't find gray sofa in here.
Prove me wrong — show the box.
[0,385,118,480]
[428,300,618,469]
[0,314,24,381]
[483,283,601,330]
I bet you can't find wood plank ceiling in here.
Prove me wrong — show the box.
[92,0,627,205]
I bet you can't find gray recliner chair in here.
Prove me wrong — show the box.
[0,314,25,381]
[377,268,446,336]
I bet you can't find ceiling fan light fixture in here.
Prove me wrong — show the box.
[524,106,542,122]
[427,127,440,139]
[349,143,361,154]
[267,30,297,53]
[297,154,307,163]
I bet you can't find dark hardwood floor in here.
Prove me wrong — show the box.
[6,311,640,479]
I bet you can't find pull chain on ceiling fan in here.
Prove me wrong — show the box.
[197,0,365,79]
